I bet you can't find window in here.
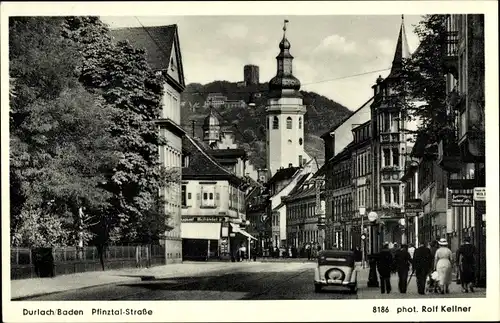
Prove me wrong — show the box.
[392,148,399,166]
[201,185,216,207]
[383,149,391,167]
[299,138,303,145]
[393,186,400,205]
[299,155,303,166]
[383,187,391,205]
[298,117,302,129]
[273,116,279,129]
[181,185,187,206]
[286,117,292,129]
[182,155,189,168]
[391,113,399,132]
[383,113,390,132]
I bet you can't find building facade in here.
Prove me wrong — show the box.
[350,121,373,253]
[204,93,227,109]
[441,14,486,286]
[265,22,308,177]
[324,146,353,250]
[283,173,325,251]
[110,25,186,264]
[181,135,254,260]
[369,18,414,249]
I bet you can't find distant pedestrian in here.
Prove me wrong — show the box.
[412,241,433,295]
[394,244,412,293]
[434,238,453,294]
[376,242,393,294]
[456,236,476,293]
[306,243,312,260]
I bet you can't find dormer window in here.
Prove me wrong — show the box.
[182,155,189,167]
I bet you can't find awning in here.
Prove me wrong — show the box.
[181,222,221,240]
[230,223,257,240]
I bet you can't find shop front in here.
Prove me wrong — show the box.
[181,217,225,261]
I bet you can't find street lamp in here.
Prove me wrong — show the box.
[359,206,366,268]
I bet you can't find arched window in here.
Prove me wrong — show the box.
[286,117,292,129]
[273,116,279,129]
[299,138,303,145]
[298,117,302,129]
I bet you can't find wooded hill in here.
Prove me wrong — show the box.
[180,81,352,168]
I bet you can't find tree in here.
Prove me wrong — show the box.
[62,17,177,244]
[395,15,452,144]
[9,17,118,247]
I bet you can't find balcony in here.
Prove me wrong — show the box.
[437,132,462,172]
[443,31,459,78]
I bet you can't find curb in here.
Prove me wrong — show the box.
[11,277,142,301]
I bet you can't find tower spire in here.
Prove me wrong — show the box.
[388,14,411,78]
[283,19,289,38]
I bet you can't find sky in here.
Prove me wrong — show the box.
[101,15,422,110]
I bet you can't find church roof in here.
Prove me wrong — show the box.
[387,16,411,79]
[109,24,186,90]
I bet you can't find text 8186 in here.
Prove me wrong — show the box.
[373,306,389,313]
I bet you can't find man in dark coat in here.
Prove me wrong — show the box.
[394,244,412,293]
[376,242,394,294]
[456,236,476,293]
[412,241,433,294]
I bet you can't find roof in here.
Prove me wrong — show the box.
[284,176,325,203]
[182,134,244,186]
[325,142,354,165]
[321,96,374,139]
[268,166,301,185]
[387,16,411,79]
[208,148,247,159]
[109,25,185,90]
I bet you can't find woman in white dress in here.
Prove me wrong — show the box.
[434,238,453,294]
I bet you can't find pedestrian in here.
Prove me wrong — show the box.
[434,238,453,294]
[408,243,415,259]
[306,243,311,260]
[412,241,433,295]
[456,236,476,293]
[394,244,412,293]
[376,242,393,294]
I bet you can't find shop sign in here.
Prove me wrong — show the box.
[405,199,423,214]
[451,193,474,207]
[182,216,225,223]
[473,187,486,201]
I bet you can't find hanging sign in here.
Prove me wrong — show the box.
[451,193,474,207]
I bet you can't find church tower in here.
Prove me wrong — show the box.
[202,108,220,148]
[266,20,307,176]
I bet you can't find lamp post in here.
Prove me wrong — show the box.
[359,206,366,268]
[315,177,326,251]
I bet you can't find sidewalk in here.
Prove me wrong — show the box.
[356,266,486,299]
[10,261,249,300]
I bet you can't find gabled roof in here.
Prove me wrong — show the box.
[268,166,301,185]
[109,25,186,91]
[182,135,244,186]
[321,96,374,139]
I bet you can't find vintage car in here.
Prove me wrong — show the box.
[313,250,358,293]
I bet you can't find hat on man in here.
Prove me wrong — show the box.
[438,238,448,246]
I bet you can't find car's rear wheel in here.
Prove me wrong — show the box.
[314,284,322,293]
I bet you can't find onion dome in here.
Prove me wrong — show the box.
[268,20,302,99]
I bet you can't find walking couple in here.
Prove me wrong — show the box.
[376,242,412,294]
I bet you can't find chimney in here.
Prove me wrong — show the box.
[288,163,293,168]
